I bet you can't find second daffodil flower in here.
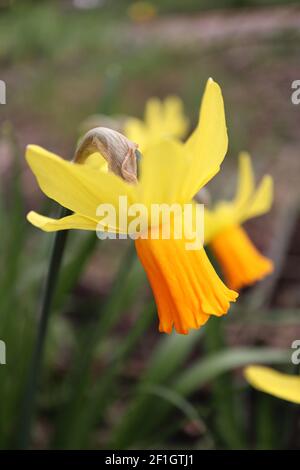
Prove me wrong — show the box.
[204,153,274,291]
[124,95,189,152]
[26,78,238,334]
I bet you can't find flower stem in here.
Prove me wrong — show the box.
[17,206,71,449]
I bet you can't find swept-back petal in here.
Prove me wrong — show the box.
[27,211,98,232]
[124,96,188,152]
[233,152,255,210]
[204,153,274,240]
[145,97,164,132]
[242,175,273,222]
[163,96,189,139]
[245,366,300,404]
[144,96,188,140]
[183,78,228,199]
[137,139,189,206]
[124,118,146,150]
[26,145,135,220]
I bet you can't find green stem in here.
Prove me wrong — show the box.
[52,242,139,447]
[17,206,70,449]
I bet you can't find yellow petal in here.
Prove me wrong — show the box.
[161,96,189,139]
[242,174,273,222]
[203,208,216,244]
[244,366,300,404]
[27,211,98,232]
[204,204,238,244]
[123,118,146,149]
[205,153,274,238]
[84,152,108,172]
[124,96,188,152]
[183,78,228,199]
[26,145,135,221]
[145,97,164,133]
[233,152,254,210]
[137,139,188,206]
[126,97,164,150]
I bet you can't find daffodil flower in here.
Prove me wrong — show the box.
[244,366,300,404]
[26,78,238,334]
[124,95,189,152]
[204,152,274,291]
[127,1,157,23]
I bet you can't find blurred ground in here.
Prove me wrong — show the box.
[126,5,300,46]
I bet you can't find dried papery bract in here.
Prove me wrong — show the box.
[74,127,138,183]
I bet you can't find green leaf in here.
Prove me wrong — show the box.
[111,347,290,448]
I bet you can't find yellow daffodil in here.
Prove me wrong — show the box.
[26,78,238,334]
[124,96,189,152]
[204,152,274,291]
[244,366,300,404]
[127,1,157,23]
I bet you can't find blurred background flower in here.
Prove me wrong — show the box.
[205,152,274,290]
[245,366,300,404]
[127,1,157,24]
